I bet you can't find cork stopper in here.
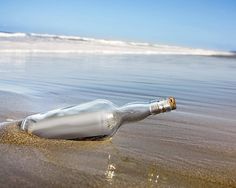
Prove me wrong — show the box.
[149,97,177,114]
[168,97,176,110]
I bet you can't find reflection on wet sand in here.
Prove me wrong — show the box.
[105,154,116,184]
[147,163,159,186]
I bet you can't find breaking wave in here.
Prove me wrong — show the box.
[0,32,234,56]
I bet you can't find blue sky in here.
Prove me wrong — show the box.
[0,0,236,50]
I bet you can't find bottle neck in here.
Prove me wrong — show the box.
[118,103,151,124]
[118,97,176,124]
[149,97,176,114]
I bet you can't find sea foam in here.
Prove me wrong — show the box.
[0,32,234,56]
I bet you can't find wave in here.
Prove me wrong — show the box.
[0,32,234,56]
[0,49,233,56]
[0,32,27,37]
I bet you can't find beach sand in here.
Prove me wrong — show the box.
[0,53,236,187]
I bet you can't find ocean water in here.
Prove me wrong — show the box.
[0,53,236,187]
[0,31,234,56]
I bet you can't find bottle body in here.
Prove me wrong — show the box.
[21,97,176,140]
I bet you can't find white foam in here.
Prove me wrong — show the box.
[0,32,234,56]
[0,32,27,37]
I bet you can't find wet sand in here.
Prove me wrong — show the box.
[0,54,236,187]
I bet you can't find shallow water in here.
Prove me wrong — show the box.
[0,53,236,187]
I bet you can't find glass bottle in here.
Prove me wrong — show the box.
[20,97,176,140]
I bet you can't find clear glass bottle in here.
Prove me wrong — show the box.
[21,97,176,140]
